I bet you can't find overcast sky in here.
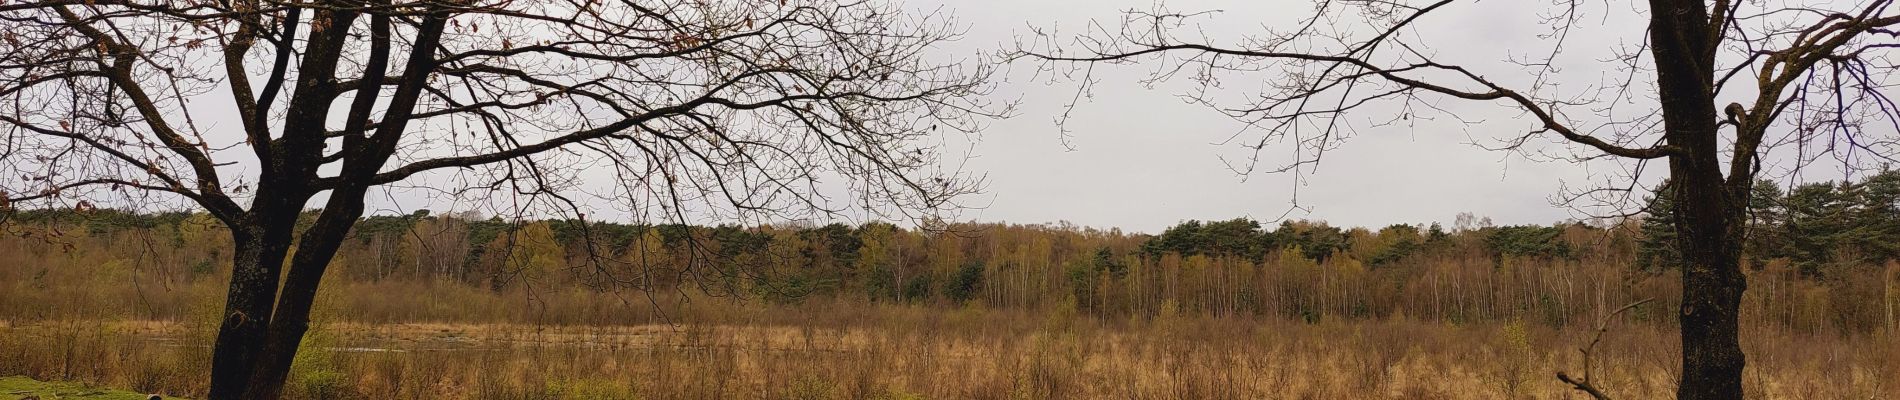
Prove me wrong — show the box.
[22,0,1874,234]
[300,0,1855,234]
[363,0,1865,234]
[897,0,1657,233]
[342,0,1660,234]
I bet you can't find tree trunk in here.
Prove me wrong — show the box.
[203,196,367,400]
[207,217,296,400]
[1671,173,1748,400]
[1647,1,1748,398]
[239,198,365,399]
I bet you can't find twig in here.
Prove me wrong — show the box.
[1556,297,1654,400]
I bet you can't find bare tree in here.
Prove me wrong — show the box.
[1014,0,1899,399]
[0,0,999,398]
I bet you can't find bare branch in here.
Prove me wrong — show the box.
[1557,297,1655,400]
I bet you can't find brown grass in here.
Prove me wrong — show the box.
[2,298,1894,400]
[2,216,1894,399]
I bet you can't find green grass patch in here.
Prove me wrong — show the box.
[0,376,182,400]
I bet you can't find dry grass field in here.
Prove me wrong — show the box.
[3,297,1894,400]
[2,213,1896,399]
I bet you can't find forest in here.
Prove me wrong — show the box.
[11,172,1900,400]
[3,173,1898,399]
[8,172,1900,333]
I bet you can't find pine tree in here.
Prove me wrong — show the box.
[1744,178,1787,266]
[1783,182,1853,277]
[1638,181,1683,273]
[1853,169,1900,263]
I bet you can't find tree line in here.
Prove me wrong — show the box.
[7,196,1897,337]
[1643,169,1900,278]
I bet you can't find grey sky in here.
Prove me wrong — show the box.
[323,0,1652,234]
[914,0,1655,233]
[332,0,1850,233]
[14,0,1876,234]
[900,0,1886,234]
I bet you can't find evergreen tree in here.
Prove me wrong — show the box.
[1853,169,1900,263]
[1744,179,1787,265]
[1638,181,1682,273]
[1783,182,1853,276]
[1092,247,1127,279]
